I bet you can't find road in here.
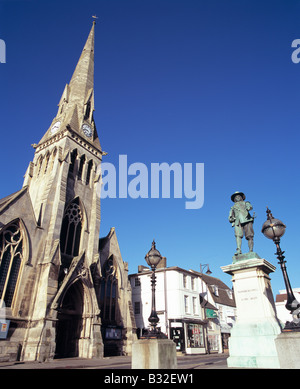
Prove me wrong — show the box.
[0,353,229,370]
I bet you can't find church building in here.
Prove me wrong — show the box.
[0,23,136,362]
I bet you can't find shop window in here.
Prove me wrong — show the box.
[208,334,220,352]
[187,323,204,348]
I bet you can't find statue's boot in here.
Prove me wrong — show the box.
[248,238,254,252]
[235,237,242,255]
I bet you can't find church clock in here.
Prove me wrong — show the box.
[82,124,92,137]
[50,121,61,134]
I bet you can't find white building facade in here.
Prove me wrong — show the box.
[275,288,300,326]
[196,272,236,351]
[129,263,236,354]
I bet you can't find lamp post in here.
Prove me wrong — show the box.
[144,240,165,338]
[199,263,212,353]
[262,207,300,331]
[200,263,212,275]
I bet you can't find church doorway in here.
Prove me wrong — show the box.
[55,281,84,358]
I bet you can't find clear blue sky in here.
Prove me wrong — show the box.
[1,0,300,297]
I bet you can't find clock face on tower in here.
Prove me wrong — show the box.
[50,121,61,134]
[82,124,92,137]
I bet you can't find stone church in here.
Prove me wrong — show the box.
[0,23,136,362]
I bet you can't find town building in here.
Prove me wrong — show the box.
[275,288,300,326]
[129,255,236,354]
[195,272,236,351]
[0,23,136,362]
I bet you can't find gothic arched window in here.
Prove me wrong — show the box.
[44,152,50,174]
[0,220,24,307]
[69,149,78,175]
[84,101,91,121]
[60,198,83,258]
[85,160,93,185]
[100,256,117,324]
[37,155,43,177]
[50,148,57,171]
[77,155,86,180]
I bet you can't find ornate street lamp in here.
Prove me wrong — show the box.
[262,207,300,331]
[143,240,166,338]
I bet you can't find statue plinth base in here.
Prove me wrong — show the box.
[131,338,177,369]
[275,331,300,369]
[232,251,261,263]
[221,256,282,369]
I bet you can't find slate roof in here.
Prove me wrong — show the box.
[200,295,218,311]
[0,187,28,213]
[192,271,236,307]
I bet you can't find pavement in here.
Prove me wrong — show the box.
[0,352,229,370]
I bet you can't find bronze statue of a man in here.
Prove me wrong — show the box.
[229,191,254,255]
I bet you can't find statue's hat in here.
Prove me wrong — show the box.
[231,191,246,202]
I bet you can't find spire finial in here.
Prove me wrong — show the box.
[92,15,98,25]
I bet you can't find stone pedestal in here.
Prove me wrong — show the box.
[131,338,177,369]
[221,254,282,369]
[275,331,300,369]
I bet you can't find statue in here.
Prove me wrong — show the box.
[229,191,254,256]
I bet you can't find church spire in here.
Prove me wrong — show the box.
[39,22,101,151]
[68,21,95,110]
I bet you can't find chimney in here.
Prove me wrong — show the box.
[157,256,167,269]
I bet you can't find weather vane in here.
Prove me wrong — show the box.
[92,15,98,24]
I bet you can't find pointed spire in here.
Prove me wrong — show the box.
[68,21,95,108]
[38,22,101,152]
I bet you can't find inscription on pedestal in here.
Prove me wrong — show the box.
[237,288,259,302]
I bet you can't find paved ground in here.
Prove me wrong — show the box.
[0,352,229,370]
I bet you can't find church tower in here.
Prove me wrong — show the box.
[0,22,136,362]
[21,21,104,360]
[0,22,104,361]
[23,21,102,276]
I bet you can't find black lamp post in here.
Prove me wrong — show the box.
[262,208,300,331]
[143,240,166,338]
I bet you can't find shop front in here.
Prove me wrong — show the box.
[205,308,222,353]
[169,319,206,354]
